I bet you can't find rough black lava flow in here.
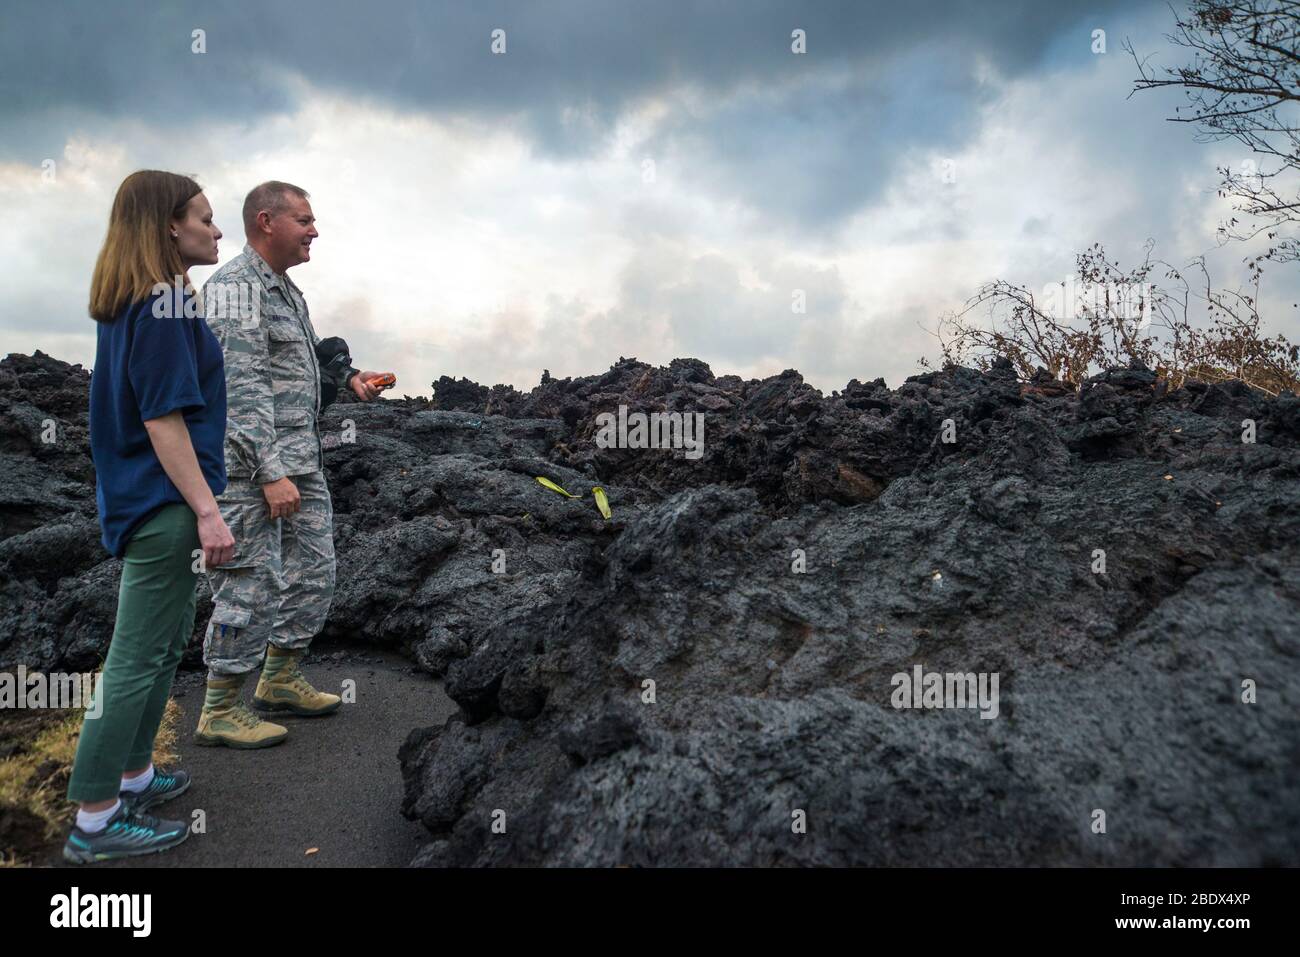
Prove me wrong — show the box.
[2,350,1297,865]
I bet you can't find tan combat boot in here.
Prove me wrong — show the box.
[253,646,341,716]
[194,674,288,748]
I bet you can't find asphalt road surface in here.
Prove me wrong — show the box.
[47,647,454,868]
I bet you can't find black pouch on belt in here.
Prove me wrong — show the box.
[315,336,352,410]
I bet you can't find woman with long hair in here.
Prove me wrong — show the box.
[63,170,235,863]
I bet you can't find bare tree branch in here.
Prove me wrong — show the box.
[1127,1,1300,261]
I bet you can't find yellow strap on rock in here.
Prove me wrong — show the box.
[535,476,580,498]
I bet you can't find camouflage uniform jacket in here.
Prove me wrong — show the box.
[202,244,357,483]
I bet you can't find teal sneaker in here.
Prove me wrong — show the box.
[120,768,191,812]
[62,803,189,864]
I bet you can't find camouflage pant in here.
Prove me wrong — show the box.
[202,470,335,676]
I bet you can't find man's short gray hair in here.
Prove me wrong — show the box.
[243,181,310,237]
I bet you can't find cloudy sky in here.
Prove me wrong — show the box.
[2,0,1296,396]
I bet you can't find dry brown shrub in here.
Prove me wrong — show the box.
[924,242,1298,396]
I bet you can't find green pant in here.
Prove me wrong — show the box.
[67,503,200,803]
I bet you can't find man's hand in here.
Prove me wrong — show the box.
[262,476,301,519]
[350,371,390,402]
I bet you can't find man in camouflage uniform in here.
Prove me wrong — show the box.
[196,181,383,748]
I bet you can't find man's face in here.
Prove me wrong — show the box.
[266,193,318,270]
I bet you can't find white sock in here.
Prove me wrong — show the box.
[76,799,122,834]
[120,764,155,793]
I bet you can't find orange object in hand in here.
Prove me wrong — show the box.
[365,373,396,389]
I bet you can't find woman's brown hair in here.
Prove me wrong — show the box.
[88,170,202,322]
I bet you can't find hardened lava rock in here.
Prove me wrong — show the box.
[398,356,1300,866]
[2,350,1298,865]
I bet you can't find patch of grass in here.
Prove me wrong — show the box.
[0,697,182,867]
[153,698,182,769]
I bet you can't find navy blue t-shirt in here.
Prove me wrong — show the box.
[90,288,228,558]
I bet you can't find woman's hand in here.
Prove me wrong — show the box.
[142,410,237,567]
[197,510,236,569]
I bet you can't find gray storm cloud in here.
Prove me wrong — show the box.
[6,0,1294,398]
